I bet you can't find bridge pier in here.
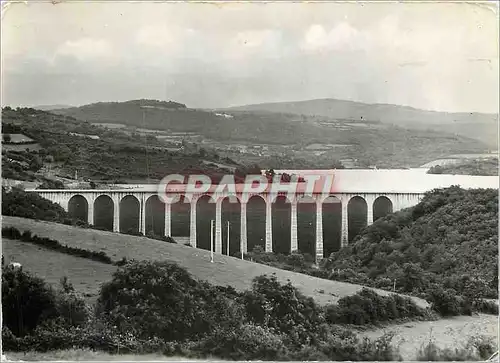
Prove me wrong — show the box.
[315,200,324,261]
[340,196,349,247]
[189,197,197,247]
[215,199,222,253]
[164,202,171,237]
[240,202,247,254]
[88,201,94,226]
[265,198,272,253]
[290,199,298,252]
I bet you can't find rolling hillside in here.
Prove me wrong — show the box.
[225,98,498,147]
[46,99,492,168]
[1,216,429,308]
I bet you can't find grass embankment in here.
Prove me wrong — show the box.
[2,238,115,302]
[1,216,428,308]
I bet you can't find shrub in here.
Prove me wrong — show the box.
[326,288,427,325]
[54,277,90,327]
[193,323,288,360]
[416,335,496,361]
[2,317,169,354]
[2,187,70,223]
[310,327,402,361]
[473,299,499,315]
[97,260,242,342]
[2,227,113,264]
[241,274,324,347]
[2,265,58,336]
[425,287,473,316]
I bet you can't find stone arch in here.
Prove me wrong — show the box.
[68,195,88,223]
[171,194,190,237]
[244,193,266,204]
[373,196,393,221]
[272,195,291,254]
[196,195,216,251]
[94,195,114,231]
[145,195,165,237]
[322,195,342,257]
[221,196,241,256]
[269,193,294,204]
[119,195,140,234]
[297,195,316,256]
[246,194,266,253]
[348,196,367,243]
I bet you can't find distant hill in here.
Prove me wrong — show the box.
[47,99,493,168]
[52,99,217,133]
[226,98,497,125]
[32,104,74,111]
[226,98,498,147]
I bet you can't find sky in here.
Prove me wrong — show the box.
[1,1,499,113]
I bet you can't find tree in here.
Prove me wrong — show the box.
[280,173,291,182]
[28,156,43,172]
[265,169,275,181]
[331,160,345,169]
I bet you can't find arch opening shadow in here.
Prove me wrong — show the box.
[373,196,393,222]
[272,196,291,254]
[246,195,266,253]
[68,195,88,223]
[94,195,114,231]
[297,196,316,257]
[221,196,241,257]
[120,195,140,234]
[171,195,190,237]
[196,195,215,251]
[322,196,342,257]
[348,196,367,243]
[145,195,165,237]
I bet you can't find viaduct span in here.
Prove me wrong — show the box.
[30,169,498,261]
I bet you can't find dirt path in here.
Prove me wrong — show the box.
[359,314,498,360]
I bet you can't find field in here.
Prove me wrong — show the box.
[2,238,116,302]
[1,216,428,308]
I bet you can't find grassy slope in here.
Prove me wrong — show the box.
[1,216,428,308]
[2,238,116,303]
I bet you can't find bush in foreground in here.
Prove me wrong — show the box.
[97,260,242,342]
[326,288,429,325]
[2,263,89,338]
[2,260,426,360]
[416,335,496,361]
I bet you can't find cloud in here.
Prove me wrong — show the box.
[55,38,113,62]
[1,2,497,112]
[135,25,180,49]
[225,29,284,60]
[301,23,362,52]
